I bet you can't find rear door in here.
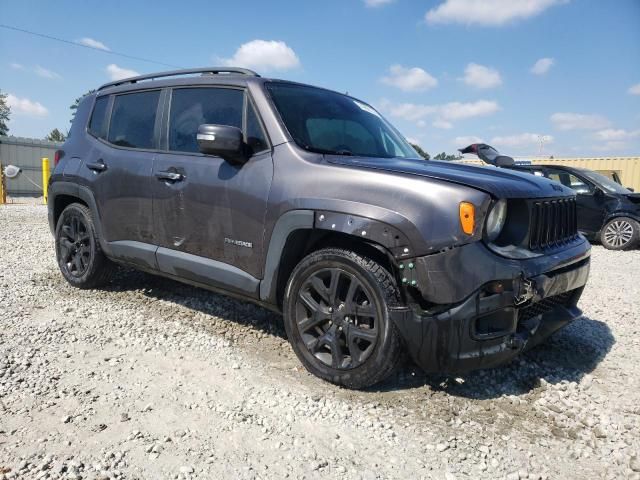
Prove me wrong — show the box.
[152,86,273,296]
[82,90,161,268]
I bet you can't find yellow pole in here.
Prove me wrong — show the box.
[0,160,5,205]
[42,157,50,204]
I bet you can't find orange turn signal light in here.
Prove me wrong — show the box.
[459,202,475,235]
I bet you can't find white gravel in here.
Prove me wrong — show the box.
[1,204,639,480]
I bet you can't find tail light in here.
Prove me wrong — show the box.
[54,150,64,166]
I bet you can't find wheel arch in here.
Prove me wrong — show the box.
[48,181,111,256]
[260,210,407,308]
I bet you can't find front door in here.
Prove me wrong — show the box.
[152,86,273,296]
[545,168,604,234]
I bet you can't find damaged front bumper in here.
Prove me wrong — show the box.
[391,238,591,374]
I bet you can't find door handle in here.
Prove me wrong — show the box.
[86,160,107,172]
[155,170,184,182]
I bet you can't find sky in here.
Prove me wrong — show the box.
[1,0,639,157]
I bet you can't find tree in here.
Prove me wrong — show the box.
[410,143,430,160]
[433,152,463,161]
[70,89,96,123]
[46,128,66,142]
[0,89,10,136]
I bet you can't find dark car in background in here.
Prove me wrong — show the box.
[507,164,640,250]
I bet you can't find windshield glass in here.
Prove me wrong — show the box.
[580,169,631,194]
[266,82,421,159]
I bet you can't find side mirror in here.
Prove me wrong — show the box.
[197,124,247,165]
[593,187,605,197]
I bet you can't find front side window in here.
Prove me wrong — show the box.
[88,96,109,139]
[547,169,592,195]
[266,82,420,159]
[108,90,160,149]
[169,88,243,153]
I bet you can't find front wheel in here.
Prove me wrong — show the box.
[283,248,403,389]
[600,217,639,250]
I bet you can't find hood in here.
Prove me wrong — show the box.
[326,156,575,199]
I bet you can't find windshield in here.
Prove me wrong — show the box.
[580,169,631,194]
[266,82,421,159]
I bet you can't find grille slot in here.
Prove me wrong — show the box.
[517,290,575,323]
[529,198,578,250]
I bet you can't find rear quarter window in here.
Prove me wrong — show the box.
[88,96,109,139]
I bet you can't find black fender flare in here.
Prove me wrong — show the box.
[48,181,113,256]
[259,209,416,304]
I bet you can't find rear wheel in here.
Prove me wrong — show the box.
[600,217,639,250]
[55,203,115,288]
[283,248,403,389]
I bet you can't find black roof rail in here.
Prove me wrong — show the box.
[97,67,260,91]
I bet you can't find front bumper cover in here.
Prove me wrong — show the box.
[391,240,590,374]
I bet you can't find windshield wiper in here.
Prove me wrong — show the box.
[299,143,354,156]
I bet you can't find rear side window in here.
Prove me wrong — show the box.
[88,96,109,139]
[108,90,160,149]
[169,88,243,153]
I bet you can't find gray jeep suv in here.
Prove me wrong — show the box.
[48,68,591,388]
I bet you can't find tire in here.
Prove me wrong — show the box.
[283,248,403,389]
[55,203,115,289]
[599,217,640,250]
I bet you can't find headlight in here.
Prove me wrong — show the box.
[486,199,507,241]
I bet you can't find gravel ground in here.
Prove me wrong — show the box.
[1,204,639,480]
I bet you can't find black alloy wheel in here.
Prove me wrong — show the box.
[58,214,92,277]
[295,267,379,370]
[284,248,403,389]
[55,203,114,289]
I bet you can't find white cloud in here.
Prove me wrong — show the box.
[490,132,553,148]
[379,100,437,122]
[530,57,555,75]
[34,65,61,79]
[221,40,301,71]
[592,141,629,152]
[425,0,568,26]
[440,100,500,120]
[364,0,395,6]
[594,129,640,141]
[6,94,48,117]
[106,64,139,81]
[381,65,438,91]
[78,37,110,51]
[550,112,611,131]
[10,63,24,70]
[629,83,640,95]
[461,63,502,89]
[381,98,499,125]
[455,135,484,147]
[432,119,453,129]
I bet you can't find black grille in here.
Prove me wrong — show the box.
[529,198,578,250]
[518,290,575,322]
